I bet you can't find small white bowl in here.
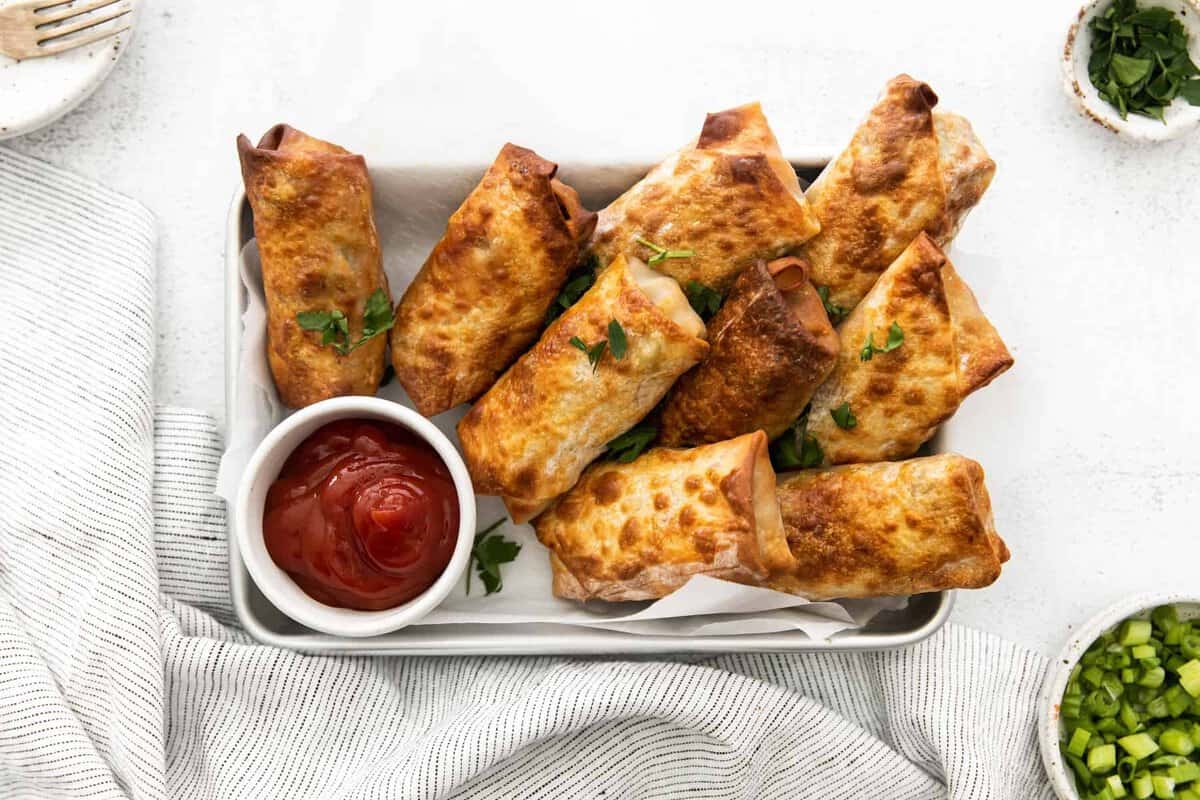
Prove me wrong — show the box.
[1038,591,1200,799]
[234,396,475,637]
[1063,0,1200,142]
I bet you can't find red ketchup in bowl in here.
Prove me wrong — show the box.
[263,419,459,611]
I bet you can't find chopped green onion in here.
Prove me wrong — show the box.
[1152,774,1176,799]
[1123,620,1156,646]
[1133,772,1155,799]
[1121,733,1162,760]
[1070,727,1093,757]
[1110,775,1130,798]
[1168,762,1200,783]
[1179,660,1200,697]
[1155,606,1181,634]
[1090,743,1119,774]
[1161,729,1196,756]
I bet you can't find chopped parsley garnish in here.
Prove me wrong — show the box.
[816,285,850,325]
[860,322,904,361]
[635,236,695,266]
[569,320,628,373]
[769,406,824,470]
[684,280,723,320]
[606,423,657,463]
[546,254,600,324]
[1087,0,1200,121]
[467,518,521,596]
[830,402,857,430]
[296,288,394,356]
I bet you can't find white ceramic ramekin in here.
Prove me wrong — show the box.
[1039,591,1200,799]
[1063,0,1200,142]
[234,396,475,637]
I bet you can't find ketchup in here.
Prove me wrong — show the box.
[263,419,459,611]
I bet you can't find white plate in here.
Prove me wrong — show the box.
[0,0,138,141]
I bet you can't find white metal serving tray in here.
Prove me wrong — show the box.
[224,156,953,655]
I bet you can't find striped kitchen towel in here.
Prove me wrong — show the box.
[0,146,1053,799]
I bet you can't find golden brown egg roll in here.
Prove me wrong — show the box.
[806,234,1012,465]
[589,102,821,293]
[458,254,708,523]
[657,257,838,446]
[767,455,1009,599]
[391,144,598,417]
[534,432,793,602]
[802,76,996,310]
[237,125,390,409]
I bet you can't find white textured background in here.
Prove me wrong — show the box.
[10,0,1200,656]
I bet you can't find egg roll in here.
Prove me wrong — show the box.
[534,432,792,602]
[767,455,1009,599]
[802,75,996,310]
[458,254,708,523]
[657,257,838,446]
[589,102,821,293]
[806,234,1012,465]
[391,144,598,417]
[237,125,390,409]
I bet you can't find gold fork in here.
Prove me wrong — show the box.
[0,0,132,60]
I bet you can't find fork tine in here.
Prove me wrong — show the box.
[36,4,129,43]
[36,21,129,55]
[34,0,122,26]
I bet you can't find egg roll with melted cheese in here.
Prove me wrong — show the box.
[589,102,821,294]
[391,144,597,417]
[458,254,708,523]
[657,257,839,446]
[802,75,996,310]
[767,455,1009,599]
[534,432,793,602]
[806,233,1012,465]
[237,124,390,409]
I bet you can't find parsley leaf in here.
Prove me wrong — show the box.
[1087,0,1200,121]
[607,320,628,360]
[684,280,723,320]
[296,288,394,356]
[569,336,607,373]
[769,407,824,470]
[569,320,628,373]
[859,322,904,361]
[635,236,695,266]
[830,402,857,430]
[815,286,850,325]
[546,255,600,324]
[606,424,657,463]
[466,518,521,596]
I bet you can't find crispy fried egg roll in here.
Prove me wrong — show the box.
[657,258,838,446]
[767,455,1009,599]
[589,102,821,293]
[534,432,792,602]
[802,76,996,310]
[392,144,597,416]
[238,125,390,409]
[806,234,1012,465]
[458,254,708,523]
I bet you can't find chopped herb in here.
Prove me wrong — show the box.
[568,320,628,373]
[684,280,723,320]
[607,320,628,360]
[815,285,849,325]
[546,255,600,324]
[860,322,904,361]
[635,235,695,266]
[467,518,521,596]
[830,402,857,430]
[296,288,394,356]
[769,407,824,470]
[569,336,608,373]
[606,423,657,463]
[1087,0,1200,122]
